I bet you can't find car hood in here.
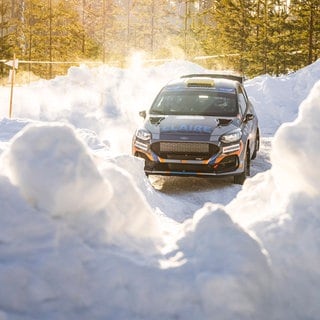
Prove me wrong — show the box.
[145,115,239,141]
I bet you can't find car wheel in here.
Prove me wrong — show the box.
[251,128,260,160]
[234,147,250,185]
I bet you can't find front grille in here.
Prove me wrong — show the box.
[151,142,219,160]
[160,142,209,153]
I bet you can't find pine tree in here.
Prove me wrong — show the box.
[210,0,254,74]
[0,0,24,58]
[252,0,292,76]
[77,0,118,63]
[0,0,15,69]
[289,0,320,67]
[18,0,101,77]
[267,0,291,75]
[189,1,226,68]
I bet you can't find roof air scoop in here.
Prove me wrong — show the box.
[185,78,215,87]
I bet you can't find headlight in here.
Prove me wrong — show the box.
[136,129,151,141]
[220,129,242,143]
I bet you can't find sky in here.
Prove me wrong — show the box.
[0,56,320,319]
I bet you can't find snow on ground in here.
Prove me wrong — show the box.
[0,57,319,319]
[245,59,320,135]
[227,80,320,319]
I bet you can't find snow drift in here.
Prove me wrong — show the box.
[0,58,320,319]
[228,77,320,319]
[4,123,112,215]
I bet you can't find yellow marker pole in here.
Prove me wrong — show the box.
[9,54,16,118]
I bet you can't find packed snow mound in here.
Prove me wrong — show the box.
[0,123,273,320]
[272,80,320,196]
[3,123,112,216]
[176,204,271,319]
[245,59,320,135]
[228,79,320,223]
[1,123,163,254]
[227,79,320,318]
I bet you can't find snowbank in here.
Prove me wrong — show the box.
[0,121,272,320]
[3,123,112,215]
[228,79,320,318]
[245,59,320,135]
[272,80,320,196]
[0,58,320,319]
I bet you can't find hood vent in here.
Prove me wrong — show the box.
[218,119,233,126]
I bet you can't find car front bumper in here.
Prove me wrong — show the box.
[133,139,245,177]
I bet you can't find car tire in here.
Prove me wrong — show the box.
[234,147,250,185]
[251,128,260,160]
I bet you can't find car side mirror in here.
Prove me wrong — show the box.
[139,110,146,119]
[245,113,254,122]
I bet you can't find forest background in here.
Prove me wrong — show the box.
[0,0,319,80]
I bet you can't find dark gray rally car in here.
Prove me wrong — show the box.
[132,73,260,184]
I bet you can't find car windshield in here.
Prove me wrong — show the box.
[149,90,238,117]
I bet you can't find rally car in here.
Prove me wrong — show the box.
[132,73,260,184]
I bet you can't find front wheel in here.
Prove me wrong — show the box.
[234,148,250,185]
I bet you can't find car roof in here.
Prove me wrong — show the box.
[163,73,242,92]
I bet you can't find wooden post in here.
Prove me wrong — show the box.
[9,54,16,118]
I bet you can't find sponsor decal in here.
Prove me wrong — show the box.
[161,124,212,134]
